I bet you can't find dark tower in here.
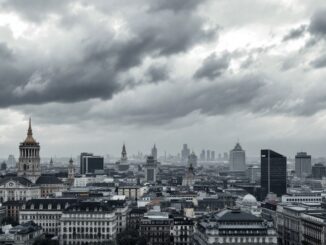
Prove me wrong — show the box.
[261,149,287,199]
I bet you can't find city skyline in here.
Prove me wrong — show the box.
[1,1,326,157]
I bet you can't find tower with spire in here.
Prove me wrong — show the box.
[17,118,41,183]
[121,144,128,163]
[151,144,157,161]
[68,158,75,184]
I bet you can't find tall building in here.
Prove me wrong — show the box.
[121,143,128,163]
[312,163,326,179]
[211,150,215,161]
[229,142,246,171]
[295,152,311,178]
[200,150,206,161]
[181,144,190,162]
[261,149,287,199]
[7,155,16,168]
[206,150,211,161]
[17,118,41,183]
[151,144,157,161]
[67,158,75,182]
[144,156,157,183]
[80,153,104,174]
[188,151,198,168]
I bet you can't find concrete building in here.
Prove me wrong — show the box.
[80,153,104,174]
[295,152,312,178]
[144,156,157,183]
[229,142,246,171]
[312,163,326,179]
[152,144,158,161]
[181,144,190,163]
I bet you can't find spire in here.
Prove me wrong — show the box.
[28,118,32,137]
[24,117,37,144]
[121,143,128,161]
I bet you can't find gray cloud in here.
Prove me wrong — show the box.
[310,54,326,69]
[194,52,231,80]
[283,25,307,42]
[309,8,326,40]
[146,64,169,83]
[149,0,205,13]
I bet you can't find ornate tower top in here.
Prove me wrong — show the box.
[24,118,37,144]
[121,144,128,161]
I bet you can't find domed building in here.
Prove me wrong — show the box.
[238,194,261,217]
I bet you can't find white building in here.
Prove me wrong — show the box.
[281,193,323,204]
[0,177,40,202]
[229,142,246,171]
[59,201,117,244]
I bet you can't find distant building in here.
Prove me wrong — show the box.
[193,208,277,244]
[1,161,7,170]
[151,144,158,161]
[7,155,16,168]
[211,151,215,161]
[35,175,64,197]
[181,144,190,163]
[229,142,246,171]
[200,150,205,161]
[188,151,197,168]
[261,149,287,199]
[223,152,228,161]
[206,150,211,161]
[182,161,195,187]
[247,165,260,183]
[312,163,326,179]
[17,118,41,183]
[80,153,104,174]
[295,152,312,178]
[144,156,157,183]
[116,144,130,172]
[67,158,75,184]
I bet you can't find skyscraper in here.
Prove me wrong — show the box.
[206,150,211,161]
[151,144,157,161]
[188,151,198,168]
[17,118,41,183]
[181,144,190,162]
[200,150,206,161]
[295,152,311,178]
[229,142,246,171]
[261,149,287,199]
[211,151,215,161]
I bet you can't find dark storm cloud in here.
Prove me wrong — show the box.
[310,54,326,69]
[0,0,217,108]
[283,25,307,42]
[194,52,231,80]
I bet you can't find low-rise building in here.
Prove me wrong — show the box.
[19,198,78,235]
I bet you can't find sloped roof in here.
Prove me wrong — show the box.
[0,176,32,186]
[36,175,63,185]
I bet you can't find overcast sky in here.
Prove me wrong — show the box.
[1,0,326,159]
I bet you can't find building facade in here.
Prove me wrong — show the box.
[229,142,246,171]
[295,152,312,178]
[261,149,287,199]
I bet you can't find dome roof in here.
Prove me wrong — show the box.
[242,194,257,205]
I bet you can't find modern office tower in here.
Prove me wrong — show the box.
[261,149,287,199]
[200,150,206,161]
[229,142,246,171]
[211,151,215,161]
[295,152,312,178]
[312,163,326,179]
[7,155,16,168]
[151,144,157,160]
[17,118,41,183]
[144,156,157,183]
[80,153,104,174]
[181,144,190,162]
[206,150,211,161]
